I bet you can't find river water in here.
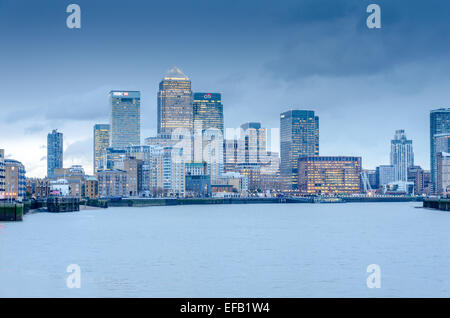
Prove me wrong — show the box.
[1,202,449,297]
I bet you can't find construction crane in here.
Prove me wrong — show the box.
[361,171,373,193]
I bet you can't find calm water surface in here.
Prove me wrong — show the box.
[1,202,449,297]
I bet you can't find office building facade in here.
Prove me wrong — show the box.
[193,93,224,134]
[93,124,110,174]
[430,108,450,193]
[240,122,267,165]
[47,129,63,179]
[157,67,193,135]
[280,110,319,190]
[0,149,4,198]
[110,91,140,148]
[298,156,362,195]
[376,165,396,186]
[436,152,450,196]
[390,130,414,182]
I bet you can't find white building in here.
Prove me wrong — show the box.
[193,127,223,184]
[377,165,395,186]
[49,179,71,196]
[151,146,185,197]
[436,152,450,196]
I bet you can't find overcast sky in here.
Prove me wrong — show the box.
[1,0,449,177]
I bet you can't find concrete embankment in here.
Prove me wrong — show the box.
[340,196,423,203]
[103,197,313,208]
[0,203,24,221]
[47,197,80,212]
[101,196,421,208]
[423,198,450,211]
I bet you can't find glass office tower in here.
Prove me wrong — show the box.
[0,149,4,198]
[280,110,319,190]
[158,67,193,135]
[390,130,414,182]
[193,93,224,134]
[430,108,450,193]
[47,129,63,179]
[240,122,267,164]
[93,124,110,174]
[110,91,140,148]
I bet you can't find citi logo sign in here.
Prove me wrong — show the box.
[204,93,212,99]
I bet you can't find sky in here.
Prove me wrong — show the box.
[1,0,450,177]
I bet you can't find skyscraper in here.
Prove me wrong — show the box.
[0,149,5,199]
[158,67,193,135]
[436,152,450,195]
[110,91,140,148]
[193,93,224,134]
[434,133,450,156]
[93,124,110,174]
[390,130,414,182]
[240,122,267,165]
[280,110,319,190]
[47,129,63,179]
[430,108,450,193]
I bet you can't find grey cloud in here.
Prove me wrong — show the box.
[64,138,92,163]
[24,124,45,135]
[44,86,110,121]
[266,0,450,80]
[1,86,111,124]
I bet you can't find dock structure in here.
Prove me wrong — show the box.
[98,196,420,208]
[423,198,450,211]
[47,197,80,213]
[0,203,24,221]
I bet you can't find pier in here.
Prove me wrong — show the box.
[0,203,24,221]
[87,195,420,208]
[47,197,80,212]
[423,198,450,211]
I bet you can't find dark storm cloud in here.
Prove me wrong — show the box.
[0,0,449,174]
[266,0,450,79]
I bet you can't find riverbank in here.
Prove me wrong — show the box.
[97,196,422,208]
[0,203,24,221]
[423,198,450,211]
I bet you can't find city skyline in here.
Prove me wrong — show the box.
[2,1,450,177]
[1,67,444,179]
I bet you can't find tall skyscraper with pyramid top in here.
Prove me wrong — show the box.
[157,66,193,135]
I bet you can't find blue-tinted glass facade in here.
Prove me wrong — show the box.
[193,93,224,134]
[280,110,319,190]
[430,108,450,193]
[47,129,63,179]
[110,91,140,148]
